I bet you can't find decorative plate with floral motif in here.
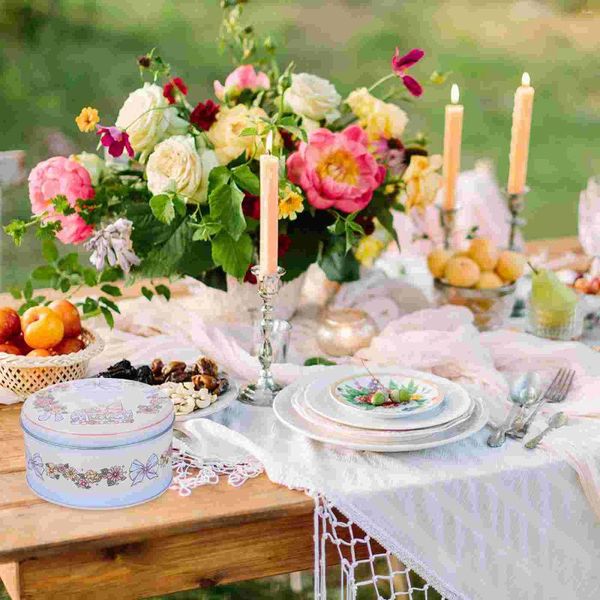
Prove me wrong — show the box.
[330,374,443,418]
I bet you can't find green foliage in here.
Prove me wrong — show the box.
[319,235,360,283]
[208,179,246,241]
[211,231,253,279]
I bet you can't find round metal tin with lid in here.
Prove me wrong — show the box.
[21,378,174,509]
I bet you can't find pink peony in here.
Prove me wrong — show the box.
[214,65,270,101]
[287,125,385,213]
[28,156,95,244]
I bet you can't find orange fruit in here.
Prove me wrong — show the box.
[48,300,82,338]
[21,307,64,350]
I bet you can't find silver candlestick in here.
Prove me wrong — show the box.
[505,187,529,251]
[237,266,286,407]
[440,206,459,250]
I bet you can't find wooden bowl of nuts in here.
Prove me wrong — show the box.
[97,356,237,419]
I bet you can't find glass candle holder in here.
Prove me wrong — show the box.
[317,308,378,357]
[526,295,584,341]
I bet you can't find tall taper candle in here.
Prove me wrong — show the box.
[442,84,464,210]
[259,131,279,277]
[507,72,535,195]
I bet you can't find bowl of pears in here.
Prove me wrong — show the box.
[427,238,526,331]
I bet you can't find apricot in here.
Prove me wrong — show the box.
[444,257,481,288]
[48,299,82,338]
[427,248,452,279]
[8,332,31,355]
[475,272,504,290]
[495,250,526,283]
[53,337,85,355]
[21,307,64,350]
[27,349,52,357]
[0,343,22,355]
[468,238,499,271]
[0,308,21,343]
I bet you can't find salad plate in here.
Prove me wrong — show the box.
[331,373,443,417]
[306,366,471,431]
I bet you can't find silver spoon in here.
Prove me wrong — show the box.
[525,412,568,449]
[487,373,539,448]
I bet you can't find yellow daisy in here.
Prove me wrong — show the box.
[75,107,100,133]
[279,186,304,221]
[355,236,386,267]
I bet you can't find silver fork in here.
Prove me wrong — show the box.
[508,368,575,439]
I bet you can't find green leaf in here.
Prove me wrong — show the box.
[51,195,76,216]
[304,356,337,367]
[100,307,115,328]
[59,278,71,293]
[232,164,260,195]
[3,220,28,246]
[31,266,57,281]
[209,181,246,241]
[374,206,400,250]
[173,195,187,217]
[99,296,121,313]
[319,236,360,283]
[83,268,98,287]
[99,267,121,283]
[192,219,223,242]
[211,232,253,279]
[149,194,176,224]
[58,253,80,272]
[100,284,122,297]
[141,286,154,301]
[154,284,171,301]
[279,228,320,282]
[42,239,58,263]
[239,127,257,137]
[82,297,99,314]
[8,286,21,300]
[24,280,33,300]
[208,165,231,190]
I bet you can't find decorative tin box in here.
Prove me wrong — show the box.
[21,378,174,509]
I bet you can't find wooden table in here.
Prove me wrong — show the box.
[0,237,587,599]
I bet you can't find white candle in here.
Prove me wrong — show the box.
[442,84,464,210]
[259,131,279,277]
[507,72,535,195]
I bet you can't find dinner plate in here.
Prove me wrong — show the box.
[306,365,471,431]
[175,379,239,422]
[274,382,488,452]
[292,389,475,442]
[330,373,443,417]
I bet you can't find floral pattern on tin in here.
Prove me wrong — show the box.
[137,391,169,415]
[44,461,128,489]
[159,445,172,468]
[70,401,134,425]
[33,392,68,422]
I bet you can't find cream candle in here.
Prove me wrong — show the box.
[442,84,464,211]
[259,131,279,277]
[507,72,535,195]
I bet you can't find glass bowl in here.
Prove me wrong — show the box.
[433,279,517,331]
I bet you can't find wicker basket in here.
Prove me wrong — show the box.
[0,328,104,398]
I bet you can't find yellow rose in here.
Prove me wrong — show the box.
[401,154,443,212]
[207,105,272,165]
[355,235,387,267]
[346,87,408,141]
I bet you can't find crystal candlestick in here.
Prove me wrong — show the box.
[238,266,286,407]
[440,207,459,250]
[505,186,529,251]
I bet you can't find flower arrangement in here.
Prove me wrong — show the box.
[4,1,444,325]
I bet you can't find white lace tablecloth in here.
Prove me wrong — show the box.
[3,262,600,600]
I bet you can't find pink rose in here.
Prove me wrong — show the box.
[287,125,385,213]
[214,65,270,101]
[28,156,95,244]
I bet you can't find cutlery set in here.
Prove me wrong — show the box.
[487,368,575,449]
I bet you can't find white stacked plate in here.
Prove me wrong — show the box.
[273,365,488,452]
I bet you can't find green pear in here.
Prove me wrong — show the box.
[531,268,577,327]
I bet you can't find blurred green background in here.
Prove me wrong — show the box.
[0,1,598,598]
[1,0,599,290]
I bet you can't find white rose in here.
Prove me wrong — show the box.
[146,135,218,204]
[116,83,188,161]
[69,152,104,186]
[284,73,341,124]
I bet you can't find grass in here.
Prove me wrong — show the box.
[1,0,599,290]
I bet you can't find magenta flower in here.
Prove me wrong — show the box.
[96,126,134,158]
[214,65,270,101]
[391,48,425,97]
[287,125,385,214]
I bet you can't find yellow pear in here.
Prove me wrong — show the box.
[427,248,452,278]
[496,250,526,282]
[468,238,499,271]
[475,271,504,289]
[444,257,481,288]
